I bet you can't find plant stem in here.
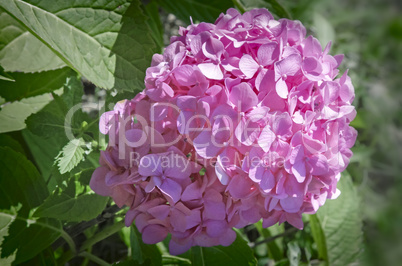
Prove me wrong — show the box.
[57,220,125,264]
[79,251,111,266]
[249,226,299,248]
[80,220,125,251]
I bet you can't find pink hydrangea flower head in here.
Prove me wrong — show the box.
[90,7,357,255]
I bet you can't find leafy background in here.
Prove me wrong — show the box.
[0,0,401,265]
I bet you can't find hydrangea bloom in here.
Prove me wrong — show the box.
[91,8,356,255]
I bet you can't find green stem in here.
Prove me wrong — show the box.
[79,251,111,266]
[80,221,125,251]
[57,221,125,264]
[60,230,77,254]
[231,0,246,13]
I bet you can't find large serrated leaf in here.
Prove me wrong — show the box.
[34,182,108,222]
[0,0,157,92]
[0,9,65,73]
[0,147,48,212]
[156,0,233,23]
[311,173,363,266]
[0,94,52,133]
[0,213,62,264]
[0,147,60,264]
[0,67,73,102]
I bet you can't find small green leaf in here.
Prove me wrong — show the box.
[0,67,73,102]
[156,0,233,23]
[130,225,162,266]
[56,138,86,174]
[0,9,66,73]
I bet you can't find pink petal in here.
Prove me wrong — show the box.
[227,175,253,199]
[239,54,259,78]
[258,42,279,66]
[229,82,258,112]
[193,129,222,159]
[275,78,289,99]
[258,125,276,152]
[139,154,163,177]
[142,224,168,244]
[174,65,196,86]
[202,37,224,60]
[260,170,275,192]
[198,62,224,80]
[125,129,148,148]
[219,229,237,246]
[292,160,306,183]
[280,196,303,213]
[160,178,182,203]
[90,167,111,196]
[275,54,302,77]
[148,205,170,220]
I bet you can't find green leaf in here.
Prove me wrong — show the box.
[313,13,335,47]
[0,214,16,265]
[0,93,52,133]
[0,147,48,213]
[26,75,85,140]
[312,173,363,266]
[0,0,157,92]
[286,241,301,266]
[34,178,108,222]
[56,138,85,174]
[0,67,73,102]
[188,232,257,266]
[0,134,25,155]
[0,9,65,73]
[0,213,62,264]
[130,226,162,266]
[156,0,233,23]
[22,129,65,181]
[238,0,292,19]
[254,221,284,261]
[0,66,14,82]
[143,1,164,52]
[263,0,291,19]
[0,147,60,264]
[309,214,327,262]
[162,254,191,265]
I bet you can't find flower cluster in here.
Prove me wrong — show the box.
[90,8,357,254]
